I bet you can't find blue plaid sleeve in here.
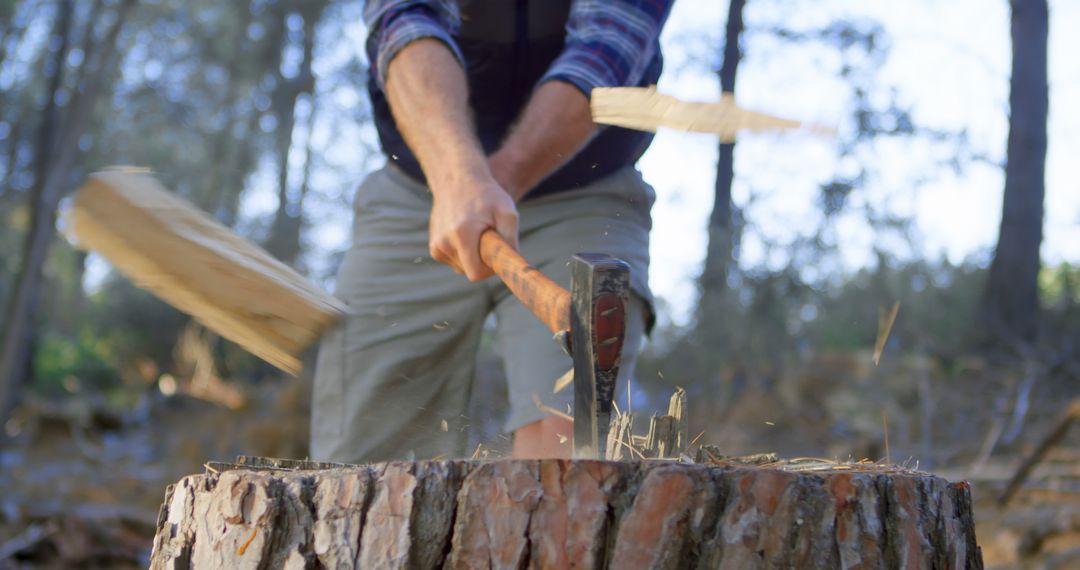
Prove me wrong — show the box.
[539,0,675,96]
[364,0,464,89]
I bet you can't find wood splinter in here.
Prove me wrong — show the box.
[590,86,836,141]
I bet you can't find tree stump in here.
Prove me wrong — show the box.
[149,459,982,569]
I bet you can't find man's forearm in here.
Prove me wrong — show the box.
[489,81,597,200]
[384,38,519,280]
[384,38,487,190]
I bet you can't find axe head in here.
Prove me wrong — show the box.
[570,253,630,459]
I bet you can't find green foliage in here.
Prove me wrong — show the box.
[89,277,189,369]
[33,329,117,396]
[804,258,985,356]
[1039,263,1080,307]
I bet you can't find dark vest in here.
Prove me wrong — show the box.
[368,0,663,199]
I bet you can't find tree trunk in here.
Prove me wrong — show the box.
[698,0,747,324]
[264,2,325,268]
[0,0,137,425]
[0,0,76,425]
[150,459,983,569]
[695,0,747,371]
[983,0,1048,342]
[0,3,32,132]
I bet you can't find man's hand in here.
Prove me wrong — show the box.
[384,39,597,277]
[428,173,518,281]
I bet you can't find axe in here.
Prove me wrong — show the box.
[479,231,630,459]
[68,168,630,459]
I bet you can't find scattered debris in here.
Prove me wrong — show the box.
[873,301,900,365]
[605,412,636,460]
[531,394,573,423]
[552,368,573,394]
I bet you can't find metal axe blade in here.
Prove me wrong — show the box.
[570,253,630,460]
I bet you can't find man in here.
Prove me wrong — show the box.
[311,0,674,462]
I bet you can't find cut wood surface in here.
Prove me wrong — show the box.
[591,86,831,141]
[150,458,983,569]
[68,168,346,375]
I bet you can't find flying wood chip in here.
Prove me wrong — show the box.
[873,301,901,366]
[590,86,834,141]
[67,167,346,375]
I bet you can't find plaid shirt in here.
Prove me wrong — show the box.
[363,0,674,95]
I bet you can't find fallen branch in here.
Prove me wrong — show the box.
[0,523,57,562]
[1000,398,1080,507]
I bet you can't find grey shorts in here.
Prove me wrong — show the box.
[310,165,654,462]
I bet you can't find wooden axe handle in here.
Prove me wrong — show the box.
[479,230,571,336]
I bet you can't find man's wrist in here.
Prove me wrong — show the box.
[426,152,491,196]
[489,147,530,201]
[487,81,597,202]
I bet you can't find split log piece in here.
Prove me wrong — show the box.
[668,387,687,454]
[68,168,346,375]
[606,413,635,461]
[645,413,677,459]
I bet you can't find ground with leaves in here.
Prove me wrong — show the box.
[1,348,1078,568]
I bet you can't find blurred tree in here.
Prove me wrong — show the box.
[698,0,747,352]
[98,0,272,217]
[0,0,138,424]
[263,0,329,267]
[0,1,45,310]
[983,0,1048,343]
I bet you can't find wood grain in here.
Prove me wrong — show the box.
[67,168,346,375]
[150,459,984,569]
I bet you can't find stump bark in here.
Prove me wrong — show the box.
[149,459,982,569]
